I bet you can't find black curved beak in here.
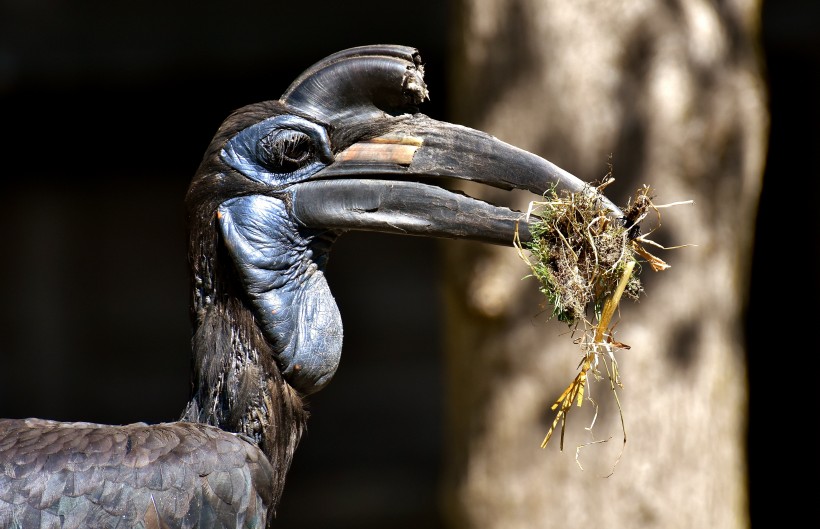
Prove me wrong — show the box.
[288,114,623,246]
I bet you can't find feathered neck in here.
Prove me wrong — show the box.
[180,210,308,509]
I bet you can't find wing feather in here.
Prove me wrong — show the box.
[0,419,274,528]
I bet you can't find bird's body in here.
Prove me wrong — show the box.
[0,45,622,528]
[0,268,306,528]
[0,420,273,528]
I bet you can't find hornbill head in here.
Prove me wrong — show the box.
[185,45,623,405]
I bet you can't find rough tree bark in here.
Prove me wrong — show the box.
[441,1,767,528]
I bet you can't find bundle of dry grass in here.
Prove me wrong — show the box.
[514,174,692,471]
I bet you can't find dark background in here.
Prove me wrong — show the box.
[0,1,815,527]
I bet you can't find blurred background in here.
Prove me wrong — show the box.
[0,1,815,527]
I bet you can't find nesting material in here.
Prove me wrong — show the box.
[514,175,692,472]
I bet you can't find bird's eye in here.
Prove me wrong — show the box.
[221,115,332,185]
[257,130,314,173]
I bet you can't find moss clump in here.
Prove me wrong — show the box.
[515,179,652,325]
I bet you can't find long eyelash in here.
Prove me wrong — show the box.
[261,131,310,167]
[279,135,308,162]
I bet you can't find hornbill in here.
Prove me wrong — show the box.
[0,45,623,528]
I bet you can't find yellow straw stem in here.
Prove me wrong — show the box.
[595,260,636,342]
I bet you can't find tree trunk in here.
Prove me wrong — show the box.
[441,1,767,528]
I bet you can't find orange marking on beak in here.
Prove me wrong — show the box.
[335,135,423,165]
